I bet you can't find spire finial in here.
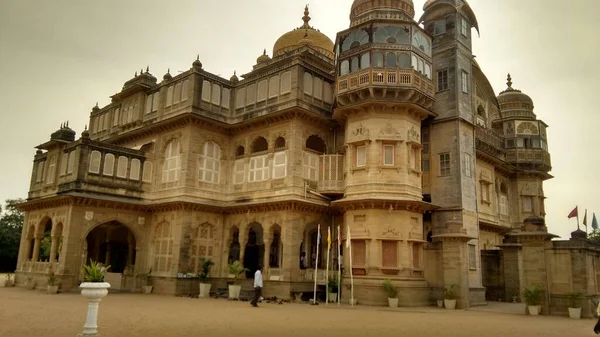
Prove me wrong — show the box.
[66,121,69,127]
[263,49,267,56]
[507,73,513,89]
[234,70,236,75]
[197,54,200,61]
[146,65,149,73]
[167,68,170,74]
[61,122,64,128]
[302,5,311,28]
[84,124,87,131]
[95,102,98,107]
[135,71,137,77]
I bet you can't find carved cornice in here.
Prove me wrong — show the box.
[331,198,437,213]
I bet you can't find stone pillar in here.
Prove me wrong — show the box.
[282,217,302,282]
[263,240,272,275]
[32,236,42,262]
[127,233,135,268]
[433,220,475,309]
[239,228,248,267]
[49,235,58,263]
[105,243,112,266]
[24,238,32,261]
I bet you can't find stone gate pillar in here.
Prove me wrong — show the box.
[433,219,475,309]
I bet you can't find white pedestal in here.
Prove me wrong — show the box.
[78,282,110,337]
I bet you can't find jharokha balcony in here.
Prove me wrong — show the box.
[475,125,505,157]
[336,68,434,109]
[317,154,345,194]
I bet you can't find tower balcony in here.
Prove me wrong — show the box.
[505,148,552,172]
[317,154,345,194]
[335,68,434,109]
[475,125,505,157]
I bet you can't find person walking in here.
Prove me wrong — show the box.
[250,265,263,307]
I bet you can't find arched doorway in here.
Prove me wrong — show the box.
[243,223,264,278]
[228,227,240,265]
[85,221,136,274]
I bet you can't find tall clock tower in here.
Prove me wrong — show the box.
[333,0,436,305]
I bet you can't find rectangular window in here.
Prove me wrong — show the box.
[461,71,469,93]
[181,80,189,101]
[410,146,419,170]
[272,151,287,179]
[142,161,153,182]
[381,241,398,268]
[437,69,448,92]
[302,152,319,181]
[439,153,450,176]
[59,153,68,176]
[464,153,472,177]
[145,95,152,114]
[67,152,75,174]
[481,183,490,202]
[434,19,446,35]
[36,161,44,182]
[352,240,366,266]
[383,144,395,166]
[173,82,182,104]
[413,243,422,269]
[152,92,160,112]
[422,160,430,172]
[166,86,173,106]
[249,155,268,182]
[461,18,468,36]
[113,108,120,126]
[234,159,245,184]
[468,244,477,270]
[499,195,508,215]
[523,196,533,212]
[46,157,56,183]
[356,145,366,167]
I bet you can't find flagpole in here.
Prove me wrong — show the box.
[326,226,330,306]
[577,206,580,230]
[313,224,320,305]
[348,225,354,307]
[337,224,341,307]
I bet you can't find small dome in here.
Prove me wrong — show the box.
[272,6,334,59]
[497,74,534,113]
[230,71,239,82]
[256,49,271,64]
[193,55,202,69]
[51,122,76,142]
[350,0,415,21]
[163,69,173,81]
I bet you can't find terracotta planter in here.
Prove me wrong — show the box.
[142,285,153,294]
[228,285,241,299]
[79,282,111,337]
[444,299,456,310]
[199,283,211,298]
[388,298,398,308]
[528,305,540,316]
[47,285,59,294]
[568,307,581,319]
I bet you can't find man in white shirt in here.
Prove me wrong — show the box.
[250,265,263,307]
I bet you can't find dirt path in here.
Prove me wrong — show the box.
[0,287,592,337]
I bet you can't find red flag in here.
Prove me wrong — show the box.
[568,206,578,219]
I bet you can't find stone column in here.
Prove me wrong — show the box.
[433,219,475,309]
[105,243,112,266]
[282,217,302,282]
[49,235,58,263]
[263,240,272,277]
[127,233,135,268]
[239,228,248,267]
[24,238,32,261]
[32,236,42,262]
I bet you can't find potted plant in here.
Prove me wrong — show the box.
[327,274,339,303]
[566,292,583,319]
[79,261,111,337]
[523,284,544,316]
[444,285,457,310]
[4,273,14,287]
[227,260,248,300]
[138,269,153,294]
[383,279,398,308]
[47,271,59,294]
[198,260,215,298]
[25,276,35,290]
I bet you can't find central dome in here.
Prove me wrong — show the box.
[350,0,415,21]
[272,6,334,59]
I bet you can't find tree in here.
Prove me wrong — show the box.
[0,199,25,272]
[588,229,600,243]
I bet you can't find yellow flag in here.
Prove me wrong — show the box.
[327,226,331,248]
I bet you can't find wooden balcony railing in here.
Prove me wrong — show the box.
[318,154,344,193]
[505,148,551,168]
[475,125,505,156]
[337,68,434,98]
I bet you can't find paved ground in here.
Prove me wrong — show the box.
[0,287,593,337]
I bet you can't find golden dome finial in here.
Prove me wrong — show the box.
[302,5,311,28]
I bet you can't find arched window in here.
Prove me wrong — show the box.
[103,153,115,176]
[199,141,221,183]
[59,153,68,176]
[89,151,101,174]
[373,52,384,68]
[181,80,189,101]
[236,146,245,157]
[36,161,45,182]
[341,29,369,52]
[166,86,173,107]
[360,53,370,69]
[373,26,409,44]
[304,73,313,95]
[274,137,286,150]
[173,82,182,104]
[211,83,221,105]
[340,60,350,75]
[152,221,173,273]
[116,156,128,178]
[305,135,326,154]
[351,57,360,73]
[142,161,153,182]
[130,159,141,180]
[190,223,216,273]
[162,140,180,183]
[251,137,268,153]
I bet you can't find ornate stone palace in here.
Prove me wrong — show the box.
[17,0,577,311]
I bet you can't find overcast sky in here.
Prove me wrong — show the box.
[1,0,598,240]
